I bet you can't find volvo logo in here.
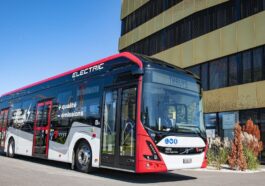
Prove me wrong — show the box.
[165,138,178,145]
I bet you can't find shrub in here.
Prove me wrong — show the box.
[206,148,215,166]
[228,123,247,171]
[242,119,263,157]
[215,147,229,170]
[207,137,230,170]
[243,147,259,170]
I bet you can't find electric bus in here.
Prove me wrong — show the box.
[0,52,207,173]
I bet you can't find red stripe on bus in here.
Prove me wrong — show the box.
[135,76,167,173]
[1,52,143,97]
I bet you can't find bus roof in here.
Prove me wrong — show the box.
[1,52,143,98]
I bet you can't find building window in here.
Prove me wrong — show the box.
[201,63,209,90]
[239,109,259,125]
[253,47,264,81]
[186,66,200,78]
[228,54,239,86]
[242,50,252,83]
[121,0,265,56]
[184,45,264,91]
[121,0,182,35]
[218,112,238,139]
[209,58,228,89]
[241,0,264,19]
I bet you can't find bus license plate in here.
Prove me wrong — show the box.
[183,158,192,164]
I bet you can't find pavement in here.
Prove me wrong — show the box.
[0,153,264,186]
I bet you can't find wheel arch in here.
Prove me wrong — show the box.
[68,132,100,168]
[4,135,15,153]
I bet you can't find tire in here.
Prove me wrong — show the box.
[7,138,15,158]
[75,141,93,173]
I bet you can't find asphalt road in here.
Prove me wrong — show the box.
[0,153,264,186]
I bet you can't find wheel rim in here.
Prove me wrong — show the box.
[77,146,91,166]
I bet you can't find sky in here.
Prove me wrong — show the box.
[0,0,121,95]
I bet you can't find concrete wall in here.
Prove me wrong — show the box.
[203,81,265,113]
[121,0,149,19]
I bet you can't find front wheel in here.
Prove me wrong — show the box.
[7,138,15,158]
[75,141,93,173]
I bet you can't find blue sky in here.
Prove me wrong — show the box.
[0,0,121,95]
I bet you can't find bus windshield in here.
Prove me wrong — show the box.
[142,68,205,135]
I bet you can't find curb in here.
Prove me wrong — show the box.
[184,166,265,174]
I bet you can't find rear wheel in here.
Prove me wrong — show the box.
[75,141,93,173]
[7,138,15,158]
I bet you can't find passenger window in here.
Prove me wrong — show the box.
[55,89,74,127]
[9,102,22,128]
[77,83,101,126]
[21,99,35,133]
[120,87,137,157]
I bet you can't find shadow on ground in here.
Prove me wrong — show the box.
[0,152,196,184]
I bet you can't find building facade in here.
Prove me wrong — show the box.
[119,0,265,159]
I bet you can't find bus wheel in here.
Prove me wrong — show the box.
[7,138,15,158]
[75,141,93,173]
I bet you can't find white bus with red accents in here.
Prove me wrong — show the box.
[0,52,207,173]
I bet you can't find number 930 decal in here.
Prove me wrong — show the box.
[165,138,178,145]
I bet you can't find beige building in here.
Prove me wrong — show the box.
[119,0,265,159]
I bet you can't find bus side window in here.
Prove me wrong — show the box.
[56,89,74,127]
[76,82,101,127]
[50,87,74,144]
[9,101,22,129]
[21,99,35,133]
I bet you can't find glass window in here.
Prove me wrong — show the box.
[209,58,228,89]
[239,109,259,125]
[102,90,118,155]
[228,54,239,86]
[216,4,227,28]
[207,8,217,32]
[241,0,264,19]
[253,47,264,81]
[260,108,265,160]
[186,65,200,78]
[9,102,22,128]
[204,113,220,138]
[201,63,209,90]
[204,113,217,129]
[142,68,205,135]
[120,87,137,157]
[218,112,238,139]
[242,50,252,83]
[54,88,74,127]
[36,104,50,127]
[21,99,35,133]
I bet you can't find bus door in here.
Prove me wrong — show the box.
[0,109,9,149]
[101,85,137,171]
[32,101,52,158]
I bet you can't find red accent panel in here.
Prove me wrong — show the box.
[1,52,143,97]
[201,140,208,168]
[135,77,167,173]
[32,101,52,156]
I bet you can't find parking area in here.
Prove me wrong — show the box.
[0,154,264,186]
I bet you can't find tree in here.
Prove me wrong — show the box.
[228,123,247,171]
